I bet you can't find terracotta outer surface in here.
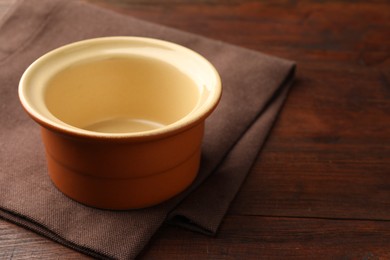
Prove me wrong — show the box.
[41,122,204,209]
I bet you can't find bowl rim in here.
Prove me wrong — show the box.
[18,36,222,141]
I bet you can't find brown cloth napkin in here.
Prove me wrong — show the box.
[0,0,295,259]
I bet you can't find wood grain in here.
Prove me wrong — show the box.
[229,68,390,220]
[86,0,390,69]
[1,0,389,259]
[141,216,390,259]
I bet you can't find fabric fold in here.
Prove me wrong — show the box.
[0,0,295,259]
[168,72,295,235]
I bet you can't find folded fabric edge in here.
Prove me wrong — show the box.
[0,208,110,259]
[166,65,296,235]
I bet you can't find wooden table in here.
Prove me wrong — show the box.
[1,0,389,258]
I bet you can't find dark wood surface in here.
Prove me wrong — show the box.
[1,0,390,259]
